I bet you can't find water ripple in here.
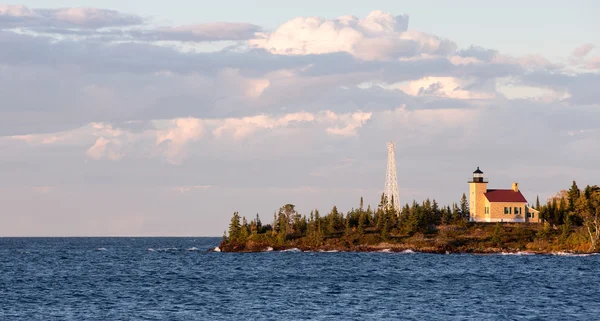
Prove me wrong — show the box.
[1,237,599,320]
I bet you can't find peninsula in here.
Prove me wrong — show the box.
[219,179,600,254]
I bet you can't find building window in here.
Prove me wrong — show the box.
[531,213,534,219]
[514,207,521,215]
[504,207,509,215]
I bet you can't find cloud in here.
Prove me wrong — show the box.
[0,5,143,29]
[572,43,595,58]
[587,56,600,70]
[131,23,262,42]
[250,10,455,61]
[173,185,211,193]
[156,118,204,164]
[393,77,496,100]
[1,6,600,236]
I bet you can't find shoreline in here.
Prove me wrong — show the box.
[215,242,599,255]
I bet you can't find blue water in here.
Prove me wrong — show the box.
[1,238,599,320]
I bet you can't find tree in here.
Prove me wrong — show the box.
[328,206,339,235]
[239,216,249,242]
[358,211,367,235]
[576,186,600,251]
[459,193,469,220]
[535,195,541,210]
[279,204,297,236]
[255,214,263,233]
[568,181,581,211]
[345,215,351,236]
[228,212,241,242]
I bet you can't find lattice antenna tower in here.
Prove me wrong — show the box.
[384,142,400,211]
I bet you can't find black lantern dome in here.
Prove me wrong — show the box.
[472,166,484,182]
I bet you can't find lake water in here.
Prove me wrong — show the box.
[1,237,599,320]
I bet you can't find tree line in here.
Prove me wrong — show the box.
[539,181,600,251]
[226,193,471,246]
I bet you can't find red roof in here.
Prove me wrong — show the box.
[484,189,527,203]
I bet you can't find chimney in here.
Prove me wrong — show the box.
[512,182,519,192]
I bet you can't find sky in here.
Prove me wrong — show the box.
[0,1,599,236]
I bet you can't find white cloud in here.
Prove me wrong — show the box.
[383,77,496,100]
[322,111,372,136]
[249,10,455,61]
[155,118,204,164]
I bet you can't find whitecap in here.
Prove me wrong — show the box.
[552,252,592,257]
[187,247,199,251]
[378,249,392,253]
[500,251,535,256]
[96,248,107,251]
[264,247,274,252]
[213,247,221,252]
[155,248,179,252]
[400,249,415,254]
[282,248,301,252]
[148,248,155,252]
[319,250,339,253]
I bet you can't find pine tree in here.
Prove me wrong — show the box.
[345,215,351,236]
[460,193,469,220]
[432,199,440,225]
[568,181,581,211]
[452,203,460,222]
[328,206,339,235]
[228,212,241,242]
[358,211,367,235]
[239,216,249,242]
[536,195,540,210]
[381,216,390,240]
[255,214,262,233]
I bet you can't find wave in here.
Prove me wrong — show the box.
[551,252,597,257]
[147,248,180,252]
[96,248,107,251]
[400,249,415,254]
[281,248,301,253]
[264,247,274,252]
[187,247,199,252]
[213,247,221,252]
[379,249,391,253]
[318,250,339,253]
[500,251,535,256]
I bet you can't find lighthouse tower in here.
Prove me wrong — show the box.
[468,167,488,221]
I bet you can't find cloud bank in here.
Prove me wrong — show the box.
[0,6,598,236]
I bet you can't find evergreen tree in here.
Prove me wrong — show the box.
[345,215,351,236]
[358,211,367,234]
[432,199,440,225]
[239,216,249,242]
[535,195,540,210]
[328,206,339,235]
[568,181,581,211]
[452,203,460,222]
[228,212,241,242]
[460,193,469,220]
[255,214,262,233]
[381,216,390,240]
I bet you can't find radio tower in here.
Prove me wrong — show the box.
[385,142,400,211]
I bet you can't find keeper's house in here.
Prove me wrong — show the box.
[468,167,540,223]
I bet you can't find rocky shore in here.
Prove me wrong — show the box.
[218,223,597,255]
